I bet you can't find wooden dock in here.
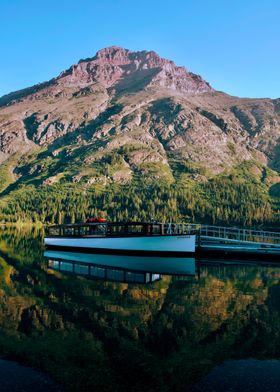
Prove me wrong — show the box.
[196,225,280,259]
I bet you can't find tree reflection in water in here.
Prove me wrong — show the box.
[0,227,280,391]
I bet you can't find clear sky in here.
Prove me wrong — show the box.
[1,0,280,98]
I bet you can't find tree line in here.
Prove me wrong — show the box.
[0,175,276,228]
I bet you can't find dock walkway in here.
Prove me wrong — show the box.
[197,225,280,258]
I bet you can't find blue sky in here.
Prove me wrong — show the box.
[1,0,280,98]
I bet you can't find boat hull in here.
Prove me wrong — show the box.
[44,235,196,255]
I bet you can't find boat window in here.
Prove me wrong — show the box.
[64,227,75,236]
[125,272,145,283]
[79,226,89,236]
[107,269,125,281]
[48,260,60,270]
[90,266,106,278]
[127,225,145,234]
[151,274,161,282]
[74,264,89,275]
[108,224,146,235]
[151,225,161,235]
[74,227,80,236]
[60,262,74,272]
[48,227,60,236]
[108,225,127,235]
[90,225,107,235]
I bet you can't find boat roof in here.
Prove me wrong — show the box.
[47,221,165,228]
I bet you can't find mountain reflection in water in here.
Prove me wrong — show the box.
[189,359,280,392]
[0,227,280,391]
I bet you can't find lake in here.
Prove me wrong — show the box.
[1,226,280,391]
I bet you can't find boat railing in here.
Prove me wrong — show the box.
[163,223,199,235]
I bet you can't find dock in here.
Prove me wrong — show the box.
[196,225,280,259]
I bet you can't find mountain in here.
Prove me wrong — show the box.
[0,46,280,225]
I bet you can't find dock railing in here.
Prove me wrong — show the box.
[199,225,280,245]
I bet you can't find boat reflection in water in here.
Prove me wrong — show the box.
[44,251,196,284]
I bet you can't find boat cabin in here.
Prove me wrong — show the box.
[46,222,198,238]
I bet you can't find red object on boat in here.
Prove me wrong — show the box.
[86,217,107,223]
[95,218,107,223]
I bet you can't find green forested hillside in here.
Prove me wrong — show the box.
[0,159,278,227]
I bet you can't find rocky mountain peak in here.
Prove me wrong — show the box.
[82,46,167,68]
[58,46,214,94]
[93,46,132,64]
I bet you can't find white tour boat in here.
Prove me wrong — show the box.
[44,221,197,255]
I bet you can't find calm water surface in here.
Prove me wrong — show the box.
[0,358,64,392]
[1,226,280,392]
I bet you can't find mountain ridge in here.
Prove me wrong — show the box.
[0,46,280,225]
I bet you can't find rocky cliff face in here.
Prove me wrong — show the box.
[59,46,214,93]
[0,46,279,192]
